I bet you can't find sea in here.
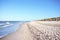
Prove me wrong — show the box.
[0,21,25,38]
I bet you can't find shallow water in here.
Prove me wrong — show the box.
[0,21,23,38]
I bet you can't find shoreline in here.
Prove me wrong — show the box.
[0,21,60,40]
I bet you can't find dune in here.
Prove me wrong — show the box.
[0,21,60,40]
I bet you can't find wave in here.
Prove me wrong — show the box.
[0,22,13,28]
[0,21,21,38]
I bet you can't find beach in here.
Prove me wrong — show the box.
[0,21,60,40]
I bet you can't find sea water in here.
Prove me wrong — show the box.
[0,21,23,38]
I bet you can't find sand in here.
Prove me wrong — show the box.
[0,21,60,40]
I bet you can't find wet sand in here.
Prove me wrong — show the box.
[0,21,60,40]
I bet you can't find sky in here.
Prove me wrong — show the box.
[0,0,60,21]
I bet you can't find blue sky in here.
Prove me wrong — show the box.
[0,0,60,21]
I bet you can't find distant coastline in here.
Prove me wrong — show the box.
[38,17,60,21]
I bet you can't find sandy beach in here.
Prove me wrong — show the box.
[0,21,60,40]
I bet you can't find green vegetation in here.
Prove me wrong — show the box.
[39,17,60,21]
